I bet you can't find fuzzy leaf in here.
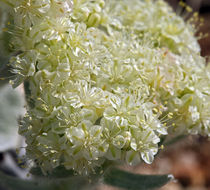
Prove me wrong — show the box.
[0,170,91,190]
[103,167,173,190]
[0,85,24,151]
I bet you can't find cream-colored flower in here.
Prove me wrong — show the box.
[1,0,209,175]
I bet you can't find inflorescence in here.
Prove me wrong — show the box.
[0,0,209,175]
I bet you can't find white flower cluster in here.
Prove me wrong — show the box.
[1,0,209,175]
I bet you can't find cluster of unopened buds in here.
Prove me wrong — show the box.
[0,0,209,175]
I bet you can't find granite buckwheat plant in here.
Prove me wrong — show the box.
[0,0,209,189]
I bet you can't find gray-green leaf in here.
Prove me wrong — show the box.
[0,84,24,151]
[0,170,92,190]
[103,167,174,190]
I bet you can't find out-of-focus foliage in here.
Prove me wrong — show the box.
[0,5,13,67]
[0,165,173,190]
[0,84,24,151]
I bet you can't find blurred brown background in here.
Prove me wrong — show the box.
[100,0,210,190]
